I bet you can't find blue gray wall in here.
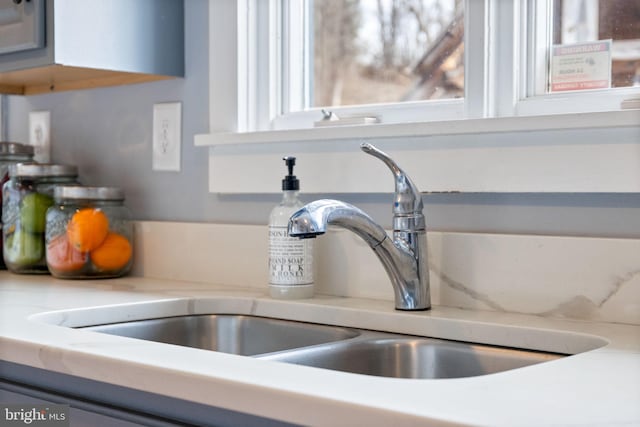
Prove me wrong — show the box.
[5,0,640,238]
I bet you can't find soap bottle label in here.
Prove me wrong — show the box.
[268,226,313,285]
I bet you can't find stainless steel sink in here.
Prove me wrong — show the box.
[79,314,567,378]
[82,315,360,356]
[261,334,565,379]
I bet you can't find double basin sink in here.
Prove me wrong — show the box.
[80,314,566,379]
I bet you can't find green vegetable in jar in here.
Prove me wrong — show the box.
[20,193,54,233]
[3,229,44,266]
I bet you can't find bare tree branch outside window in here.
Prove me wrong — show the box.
[312,0,464,108]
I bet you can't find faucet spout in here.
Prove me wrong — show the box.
[289,199,430,311]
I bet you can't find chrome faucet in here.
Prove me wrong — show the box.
[287,143,430,311]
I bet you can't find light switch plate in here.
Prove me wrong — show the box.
[152,102,182,172]
[29,110,51,162]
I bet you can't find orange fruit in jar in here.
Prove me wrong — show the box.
[46,234,88,272]
[90,232,132,271]
[67,208,109,252]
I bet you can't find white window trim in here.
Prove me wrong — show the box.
[198,0,640,194]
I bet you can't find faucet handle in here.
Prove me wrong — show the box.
[360,143,424,218]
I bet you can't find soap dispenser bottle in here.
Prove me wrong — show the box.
[268,157,314,299]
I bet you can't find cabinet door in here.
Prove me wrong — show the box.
[0,0,45,55]
[0,382,183,427]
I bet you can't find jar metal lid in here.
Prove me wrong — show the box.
[10,163,78,178]
[54,186,125,201]
[0,142,35,156]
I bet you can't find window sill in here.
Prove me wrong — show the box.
[195,110,639,147]
[195,110,640,194]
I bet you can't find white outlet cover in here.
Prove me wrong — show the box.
[152,102,182,172]
[29,110,51,163]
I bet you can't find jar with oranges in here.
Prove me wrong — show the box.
[45,186,133,279]
[2,163,79,273]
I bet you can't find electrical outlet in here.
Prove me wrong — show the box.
[29,111,51,163]
[152,102,181,171]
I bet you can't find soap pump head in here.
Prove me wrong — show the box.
[282,156,300,191]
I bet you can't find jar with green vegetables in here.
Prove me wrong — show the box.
[0,143,35,269]
[2,163,78,273]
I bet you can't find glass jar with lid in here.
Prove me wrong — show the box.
[0,142,35,269]
[2,163,79,274]
[45,186,133,279]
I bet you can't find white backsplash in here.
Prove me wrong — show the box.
[132,221,640,325]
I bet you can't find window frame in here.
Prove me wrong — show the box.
[246,0,640,131]
[257,0,476,131]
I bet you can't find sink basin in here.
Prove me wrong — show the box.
[261,336,565,379]
[82,315,360,356]
[79,314,567,378]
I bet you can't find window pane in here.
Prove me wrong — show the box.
[310,0,464,109]
[552,0,640,89]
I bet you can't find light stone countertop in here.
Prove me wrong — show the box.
[1,272,639,426]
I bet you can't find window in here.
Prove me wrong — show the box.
[198,0,640,194]
[306,0,464,108]
[238,0,638,132]
[521,0,640,114]
[273,0,468,130]
[548,0,640,92]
